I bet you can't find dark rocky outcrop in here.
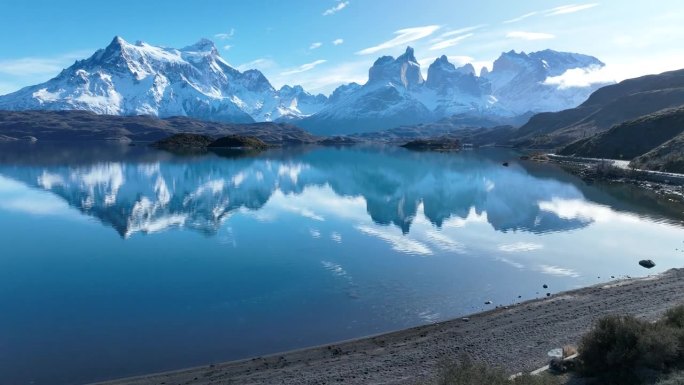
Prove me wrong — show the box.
[0,110,318,145]
[400,138,460,151]
[558,106,684,161]
[513,69,684,148]
[639,260,656,269]
[208,135,268,150]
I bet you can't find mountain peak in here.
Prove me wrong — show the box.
[182,38,218,54]
[396,46,418,63]
[456,63,476,76]
[104,35,129,52]
[367,46,423,88]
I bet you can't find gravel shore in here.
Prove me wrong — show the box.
[95,269,684,385]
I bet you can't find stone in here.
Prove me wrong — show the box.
[639,259,656,269]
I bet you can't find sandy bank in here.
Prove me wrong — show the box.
[94,269,684,385]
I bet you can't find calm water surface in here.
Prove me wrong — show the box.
[0,143,683,385]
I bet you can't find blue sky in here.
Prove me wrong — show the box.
[0,0,683,95]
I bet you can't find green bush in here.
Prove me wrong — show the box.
[656,371,684,385]
[431,357,559,385]
[663,306,684,329]
[579,315,680,384]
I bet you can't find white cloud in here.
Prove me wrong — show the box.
[429,33,474,51]
[538,265,580,278]
[332,38,344,46]
[356,225,433,255]
[0,51,90,77]
[546,3,599,16]
[280,59,327,76]
[503,3,598,24]
[223,45,232,50]
[235,58,277,72]
[309,42,323,50]
[498,242,544,252]
[214,28,235,40]
[497,257,525,269]
[439,25,485,37]
[506,31,556,40]
[323,1,349,16]
[269,59,369,94]
[356,25,441,55]
[503,11,539,24]
[543,65,612,89]
[424,230,465,253]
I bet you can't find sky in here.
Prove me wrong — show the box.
[0,0,683,96]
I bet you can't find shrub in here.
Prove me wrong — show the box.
[661,305,684,364]
[656,370,684,385]
[431,357,559,385]
[579,315,680,384]
[663,306,684,329]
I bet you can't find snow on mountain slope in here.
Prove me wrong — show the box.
[299,48,434,134]
[301,47,608,135]
[0,36,328,123]
[483,49,608,114]
[0,38,610,136]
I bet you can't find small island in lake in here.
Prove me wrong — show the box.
[400,137,461,151]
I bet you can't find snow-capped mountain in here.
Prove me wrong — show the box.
[300,47,609,135]
[0,37,609,135]
[0,36,328,123]
[483,49,606,114]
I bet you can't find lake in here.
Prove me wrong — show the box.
[0,143,682,385]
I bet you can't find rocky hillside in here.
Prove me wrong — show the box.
[631,132,684,173]
[558,106,684,160]
[513,69,684,148]
[300,47,608,135]
[0,110,319,144]
[0,37,327,123]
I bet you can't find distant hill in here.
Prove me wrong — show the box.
[512,69,684,148]
[558,106,684,160]
[630,132,684,173]
[0,110,319,144]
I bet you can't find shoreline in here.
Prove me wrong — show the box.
[93,269,684,385]
[521,153,684,201]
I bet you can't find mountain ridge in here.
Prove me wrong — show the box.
[300,46,609,135]
[0,36,328,124]
[0,37,610,134]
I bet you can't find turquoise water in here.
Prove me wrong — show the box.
[0,144,683,385]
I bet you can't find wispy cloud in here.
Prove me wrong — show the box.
[504,3,599,24]
[214,28,235,40]
[546,3,599,16]
[269,59,369,93]
[429,33,474,50]
[222,45,232,50]
[503,11,539,24]
[235,58,277,72]
[356,25,441,55]
[538,265,580,277]
[498,242,544,252]
[323,1,349,16]
[506,31,556,40]
[332,38,344,46]
[0,51,90,76]
[280,59,327,76]
[544,65,611,89]
[439,25,485,38]
[309,42,323,50]
[357,225,432,256]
